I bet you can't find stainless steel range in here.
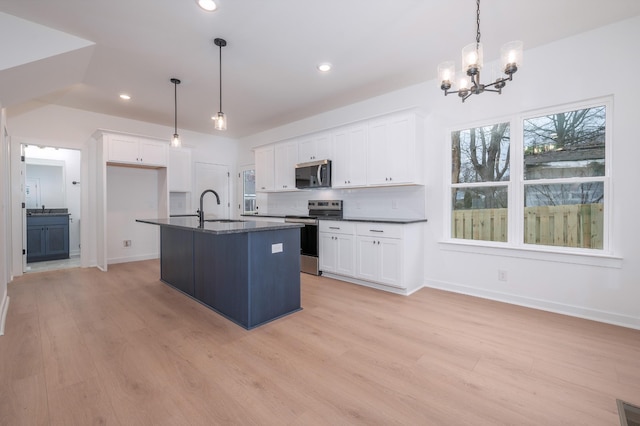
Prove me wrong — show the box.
[285,200,343,275]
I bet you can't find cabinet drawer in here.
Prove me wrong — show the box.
[356,222,402,239]
[319,220,356,234]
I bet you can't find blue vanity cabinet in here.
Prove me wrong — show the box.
[26,214,70,262]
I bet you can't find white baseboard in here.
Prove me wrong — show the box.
[424,279,640,331]
[107,253,159,265]
[320,272,422,296]
[0,296,9,336]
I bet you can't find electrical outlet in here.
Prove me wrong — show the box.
[498,270,508,282]
[123,240,132,247]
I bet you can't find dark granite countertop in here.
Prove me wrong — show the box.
[26,208,70,217]
[137,217,302,235]
[241,213,427,224]
[321,217,428,224]
[241,213,288,219]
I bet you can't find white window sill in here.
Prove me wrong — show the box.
[439,240,623,269]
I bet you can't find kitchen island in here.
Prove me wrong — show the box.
[136,217,303,329]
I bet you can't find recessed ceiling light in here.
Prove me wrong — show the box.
[119,94,131,100]
[197,0,217,11]
[317,63,332,72]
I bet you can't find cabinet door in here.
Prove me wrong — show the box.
[139,139,168,166]
[356,236,379,281]
[169,147,192,192]
[108,134,139,163]
[26,225,46,261]
[314,133,333,161]
[299,132,332,163]
[378,237,402,286]
[368,113,416,185]
[45,224,70,258]
[255,146,275,191]
[332,125,367,188]
[298,137,316,163]
[274,142,298,191]
[335,233,355,276]
[319,232,336,273]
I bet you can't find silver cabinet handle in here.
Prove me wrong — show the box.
[370,229,384,233]
[329,226,340,230]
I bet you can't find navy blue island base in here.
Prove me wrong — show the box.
[137,217,302,329]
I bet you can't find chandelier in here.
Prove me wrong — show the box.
[438,0,522,102]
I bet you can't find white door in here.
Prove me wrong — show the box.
[194,162,230,219]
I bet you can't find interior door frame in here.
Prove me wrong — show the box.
[194,162,231,219]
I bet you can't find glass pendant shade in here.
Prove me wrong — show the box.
[462,42,483,74]
[438,61,456,89]
[171,133,181,148]
[214,112,227,131]
[501,40,523,74]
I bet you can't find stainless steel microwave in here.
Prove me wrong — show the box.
[295,159,331,189]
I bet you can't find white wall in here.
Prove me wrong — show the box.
[7,104,238,273]
[106,166,162,264]
[238,17,640,329]
[0,107,9,335]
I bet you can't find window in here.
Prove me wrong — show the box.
[523,105,606,249]
[449,99,610,252]
[242,169,257,214]
[451,122,511,242]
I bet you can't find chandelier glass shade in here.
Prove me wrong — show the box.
[438,0,522,102]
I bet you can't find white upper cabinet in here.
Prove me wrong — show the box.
[106,133,168,167]
[332,124,367,188]
[274,141,298,191]
[367,112,421,186]
[252,109,423,192]
[168,147,192,192]
[298,132,333,163]
[255,145,275,192]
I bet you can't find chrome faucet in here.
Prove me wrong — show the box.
[198,189,221,225]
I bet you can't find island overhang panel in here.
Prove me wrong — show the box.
[137,218,302,329]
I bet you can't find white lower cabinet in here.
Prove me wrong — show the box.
[319,220,424,295]
[356,235,402,286]
[319,221,356,276]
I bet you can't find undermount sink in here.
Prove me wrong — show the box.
[204,219,245,223]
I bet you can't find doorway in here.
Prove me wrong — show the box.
[194,162,230,219]
[23,145,81,273]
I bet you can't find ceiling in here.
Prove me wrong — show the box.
[1,0,640,139]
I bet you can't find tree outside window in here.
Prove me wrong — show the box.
[449,101,609,251]
[451,122,510,242]
[523,105,606,249]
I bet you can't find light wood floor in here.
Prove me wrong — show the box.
[1,260,638,425]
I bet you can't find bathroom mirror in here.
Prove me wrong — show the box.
[25,159,66,209]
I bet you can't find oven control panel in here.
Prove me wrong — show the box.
[308,200,342,211]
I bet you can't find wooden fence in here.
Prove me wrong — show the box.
[452,203,604,248]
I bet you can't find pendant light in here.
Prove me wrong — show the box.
[213,38,227,131]
[437,0,523,102]
[170,78,182,147]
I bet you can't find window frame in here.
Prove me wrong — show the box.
[444,97,615,262]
